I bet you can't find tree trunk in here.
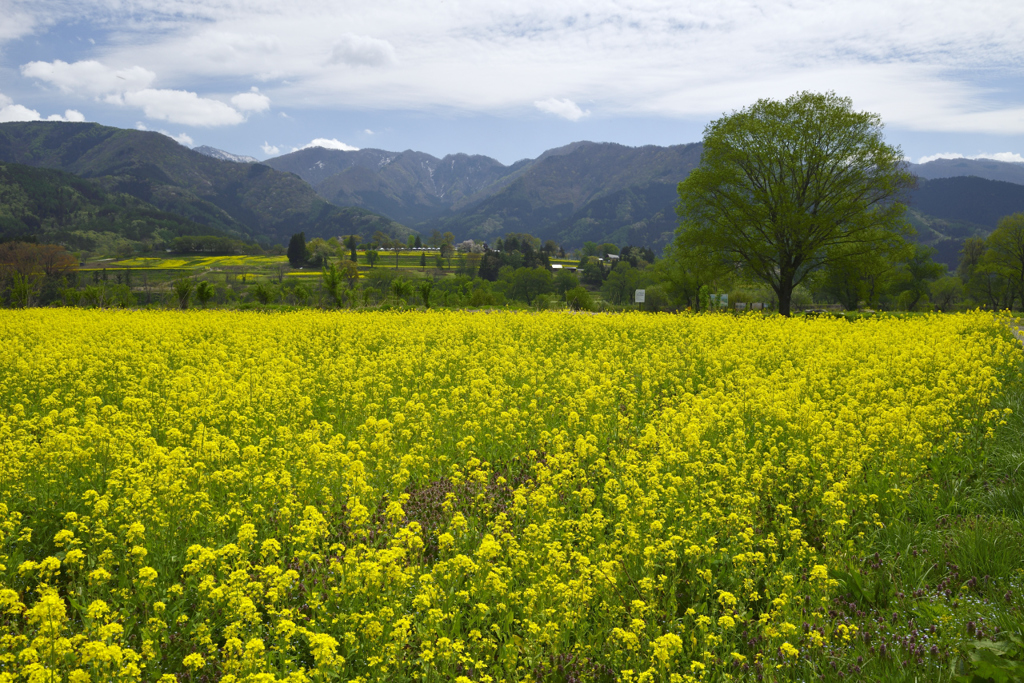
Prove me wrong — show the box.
[777,279,795,316]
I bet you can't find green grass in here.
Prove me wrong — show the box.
[806,351,1024,682]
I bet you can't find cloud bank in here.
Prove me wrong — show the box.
[4,0,1024,138]
[21,59,270,127]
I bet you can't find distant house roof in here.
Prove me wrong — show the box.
[551,264,563,269]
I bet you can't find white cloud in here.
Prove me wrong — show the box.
[118,89,245,126]
[364,129,374,135]
[261,141,280,155]
[21,60,155,96]
[43,110,86,122]
[301,138,360,151]
[917,152,1024,164]
[21,59,248,127]
[164,131,194,146]
[0,11,40,43]
[0,103,41,123]
[231,88,271,113]
[534,98,589,121]
[0,92,85,123]
[329,34,397,67]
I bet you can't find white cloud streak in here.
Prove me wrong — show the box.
[534,98,589,121]
[261,141,280,154]
[22,60,156,95]
[917,152,1024,164]
[6,1,1024,134]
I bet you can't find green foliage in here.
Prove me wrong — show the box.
[698,285,710,313]
[287,232,307,268]
[249,282,277,305]
[497,267,553,304]
[580,257,606,286]
[194,280,215,308]
[984,213,1024,305]
[172,278,194,309]
[0,161,241,252]
[565,286,593,311]
[676,91,914,315]
[601,262,650,305]
[391,278,413,304]
[553,269,579,295]
[321,263,344,308]
[894,244,946,310]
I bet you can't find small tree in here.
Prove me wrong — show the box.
[420,252,427,271]
[340,259,359,290]
[565,286,593,311]
[249,282,277,305]
[172,278,194,310]
[195,280,215,308]
[287,232,307,268]
[391,278,413,304]
[419,281,433,308]
[322,263,344,307]
[366,249,380,268]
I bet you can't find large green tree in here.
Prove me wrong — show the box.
[676,91,915,315]
[985,213,1024,308]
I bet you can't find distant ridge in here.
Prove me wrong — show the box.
[906,158,1024,185]
[193,145,258,164]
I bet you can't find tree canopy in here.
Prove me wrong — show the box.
[675,91,915,315]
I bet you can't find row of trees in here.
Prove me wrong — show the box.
[0,242,78,307]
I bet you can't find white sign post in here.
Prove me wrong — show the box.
[634,289,645,304]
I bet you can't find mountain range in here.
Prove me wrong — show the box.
[262,141,703,250]
[262,145,1024,266]
[2,121,1023,271]
[0,122,410,248]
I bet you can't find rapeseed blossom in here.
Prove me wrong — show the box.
[0,309,1017,681]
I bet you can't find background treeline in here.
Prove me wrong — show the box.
[4,215,1023,313]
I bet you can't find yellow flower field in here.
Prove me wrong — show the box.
[0,310,1017,682]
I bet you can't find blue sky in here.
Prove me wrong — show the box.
[2,1,1024,165]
